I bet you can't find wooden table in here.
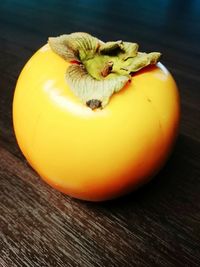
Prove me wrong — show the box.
[0,1,200,266]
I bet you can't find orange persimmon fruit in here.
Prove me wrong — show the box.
[13,36,180,201]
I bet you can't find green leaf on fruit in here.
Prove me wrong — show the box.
[48,32,161,109]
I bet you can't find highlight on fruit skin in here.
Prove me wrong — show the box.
[13,32,180,201]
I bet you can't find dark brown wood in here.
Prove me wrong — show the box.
[0,1,200,266]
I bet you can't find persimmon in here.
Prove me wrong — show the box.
[13,33,180,201]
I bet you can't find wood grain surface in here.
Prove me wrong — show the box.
[0,1,200,266]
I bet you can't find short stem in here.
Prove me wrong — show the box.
[101,61,113,77]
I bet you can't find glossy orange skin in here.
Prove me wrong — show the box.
[13,44,180,201]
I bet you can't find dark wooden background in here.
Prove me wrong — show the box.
[0,0,200,266]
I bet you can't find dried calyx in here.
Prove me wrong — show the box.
[48,32,161,109]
